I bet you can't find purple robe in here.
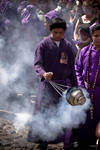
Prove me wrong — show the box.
[75,43,100,145]
[30,35,77,147]
[34,35,77,90]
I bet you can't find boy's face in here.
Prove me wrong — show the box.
[92,30,100,48]
[51,28,65,41]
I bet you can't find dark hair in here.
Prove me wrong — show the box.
[78,23,91,37]
[49,17,67,31]
[91,24,100,35]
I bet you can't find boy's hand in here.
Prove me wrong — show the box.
[43,72,53,81]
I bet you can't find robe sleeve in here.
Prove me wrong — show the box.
[34,42,46,81]
[75,49,85,88]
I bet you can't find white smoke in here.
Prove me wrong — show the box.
[29,88,90,141]
[14,88,91,141]
[0,36,5,49]
[0,17,40,113]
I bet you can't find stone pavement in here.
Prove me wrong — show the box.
[0,118,64,150]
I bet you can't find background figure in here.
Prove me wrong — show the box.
[74,23,92,61]
[17,0,45,38]
[70,4,82,29]
[28,17,77,150]
[74,0,96,41]
[0,0,19,37]
[73,0,98,61]
[75,23,100,149]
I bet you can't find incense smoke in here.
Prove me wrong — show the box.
[0,18,40,114]
[14,88,91,141]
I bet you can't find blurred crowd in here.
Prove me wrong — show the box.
[0,0,100,58]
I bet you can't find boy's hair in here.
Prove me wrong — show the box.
[91,23,100,35]
[49,17,66,31]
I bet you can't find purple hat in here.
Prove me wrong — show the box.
[45,10,60,20]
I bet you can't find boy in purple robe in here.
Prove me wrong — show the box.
[28,17,77,150]
[44,8,77,56]
[75,23,100,149]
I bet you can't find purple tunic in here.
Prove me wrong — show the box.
[34,35,77,116]
[75,43,100,144]
[28,35,77,147]
[75,43,100,116]
[34,35,77,88]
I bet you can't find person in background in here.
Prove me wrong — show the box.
[17,0,45,38]
[28,17,77,150]
[70,4,82,30]
[91,1,100,25]
[0,0,19,36]
[74,23,92,61]
[17,0,39,24]
[75,23,100,150]
[74,0,96,41]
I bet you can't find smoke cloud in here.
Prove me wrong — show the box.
[14,88,91,142]
[0,17,41,114]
